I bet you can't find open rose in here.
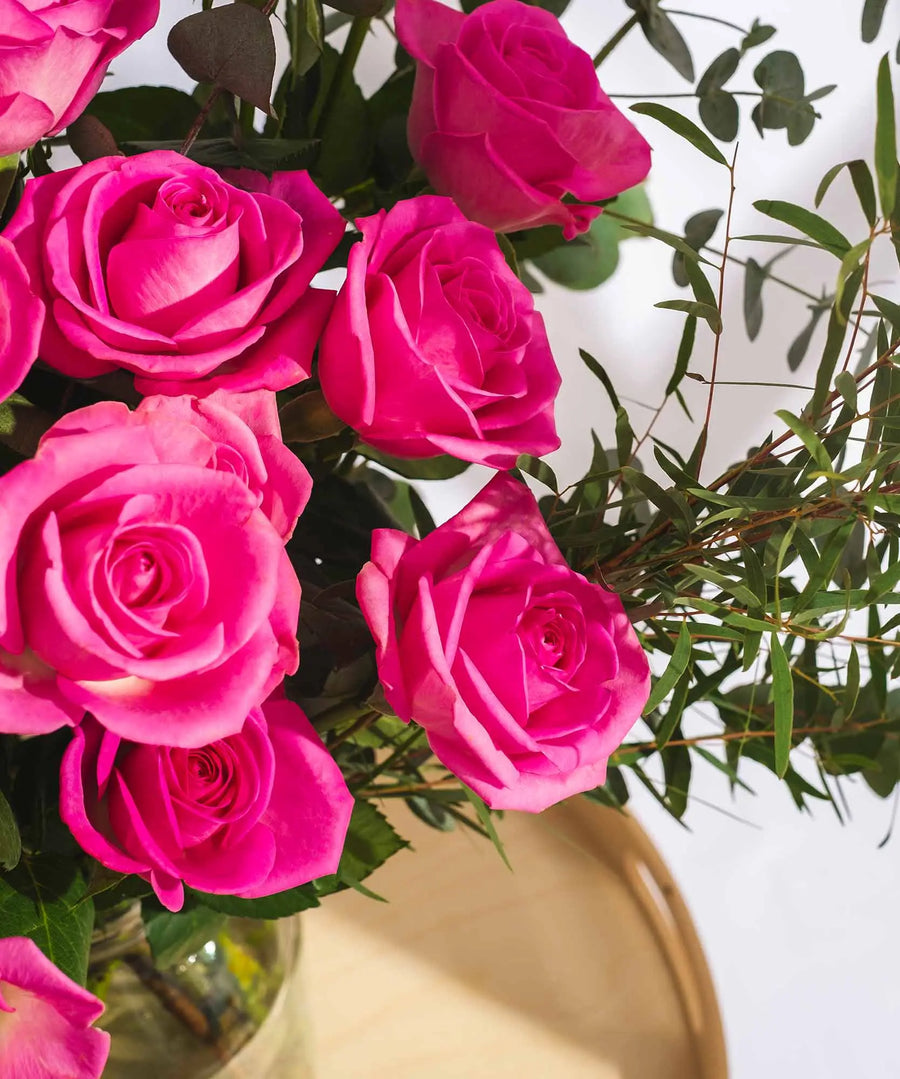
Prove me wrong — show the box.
[0,399,303,746]
[396,0,651,238]
[0,936,109,1079]
[0,0,159,157]
[136,391,311,542]
[318,196,560,467]
[4,152,344,395]
[61,694,354,913]
[0,236,43,401]
[357,474,650,811]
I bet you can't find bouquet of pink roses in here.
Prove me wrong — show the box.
[0,0,897,1075]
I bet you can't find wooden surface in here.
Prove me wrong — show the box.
[303,800,728,1078]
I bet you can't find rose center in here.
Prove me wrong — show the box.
[155,177,228,229]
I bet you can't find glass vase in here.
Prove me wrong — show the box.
[89,904,311,1078]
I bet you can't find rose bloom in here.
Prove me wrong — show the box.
[0,0,159,157]
[396,0,651,238]
[4,152,344,395]
[0,397,306,746]
[61,693,354,913]
[0,236,43,401]
[358,474,650,811]
[318,196,560,468]
[0,936,109,1079]
[138,390,311,542]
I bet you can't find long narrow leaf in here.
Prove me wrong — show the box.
[769,634,794,778]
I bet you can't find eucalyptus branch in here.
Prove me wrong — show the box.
[695,145,738,478]
[593,14,640,67]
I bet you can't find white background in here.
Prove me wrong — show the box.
[110,3,900,1076]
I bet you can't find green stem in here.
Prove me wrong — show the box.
[352,727,425,789]
[312,15,371,138]
[593,13,640,67]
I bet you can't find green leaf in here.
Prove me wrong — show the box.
[672,208,722,286]
[614,405,635,468]
[311,41,373,194]
[324,0,386,13]
[357,446,471,481]
[622,468,694,531]
[684,256,720,318]
[516,455,558,493]
[681,564,762,609]
[533,184,652,290]
[696,48,740,96]
[811,295,858,418]
[655,298,722,333]
[0,857,94,985]
[85,87,200,143]
[464,789,512,871]
[168,4,277,114]
[862,0,890,41]
[814,160,878,225]
[579,349,620,410]
[408,486,435,539]
[742,20,777,50]
[143,902,226,968]
[666,315,696,395]
[608,213,716,265]
[775,409,832,472]
[742,257,765,340]
[630,102,728,166]
[317,800,410,894]
[654,667,692,749]
[834,370,858,411]
[0,153,18,220]
[842,644,861,721]
[875,53,898,218]
[0,790,21,871]
[662,741,692,819]
[191,881,321,919]
[123,136,318,171]
[698,90,739,142]
[769,634,794,778]
[638,6,694,80]
[644,621,693,715]
[752,199,851,256]
[787,305,827,370]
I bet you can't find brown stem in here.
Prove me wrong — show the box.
[695,146,738,477]
[621,716,888,755]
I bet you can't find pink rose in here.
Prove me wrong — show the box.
[0,398,303,746]
[0,236,43,401]
[4,153,344,395]
[357,474,650,812]
[396,0,652,238]
[0,936,109,1079]
[60,693,354,913]
[318,196,560,468]
[136,391,311,542]
[0,0,159,157]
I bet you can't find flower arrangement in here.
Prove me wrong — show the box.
[0,0,898,1074]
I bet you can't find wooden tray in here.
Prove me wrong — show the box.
[302,799,728,1078]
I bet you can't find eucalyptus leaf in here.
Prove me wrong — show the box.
[168,4,277,114]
